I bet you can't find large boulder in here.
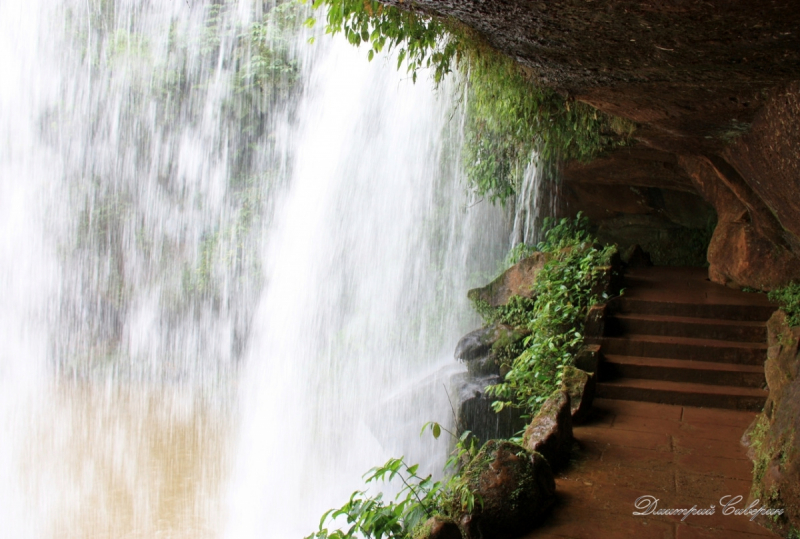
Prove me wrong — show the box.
[522,390,574,471]
[680,154,800,290]
[707,220,800,290]
[458,441,555,539]
[467,252,548,308]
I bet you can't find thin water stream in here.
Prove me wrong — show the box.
[0,1,515,538]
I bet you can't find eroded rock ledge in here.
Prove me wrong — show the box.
[386,0,800,290]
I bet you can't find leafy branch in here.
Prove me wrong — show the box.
[304,0,455,83]
[307,424,481,539]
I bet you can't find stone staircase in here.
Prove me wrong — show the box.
[597,267,775,411]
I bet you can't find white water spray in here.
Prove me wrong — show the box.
[511,159,562,247]
[0,1,512,538]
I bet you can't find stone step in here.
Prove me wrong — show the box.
[613,297,775,322]
[596,379,768,411]
[602,335,767,365]
[607,313,766,343]
[602,354,766,388]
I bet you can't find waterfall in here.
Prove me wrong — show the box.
[510,159,562,248]
[0,1,510,537]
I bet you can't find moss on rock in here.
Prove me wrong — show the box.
[457,440,555,539]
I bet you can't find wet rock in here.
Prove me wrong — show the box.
[522,390,573,471]
[465,355,501,377]
[454,373,527,444]
[455,325,527,377]
[467,252,547,308]
[455,326,496,361]
[413,516,461,539]
[561,366,595,424]
[459,441,555,539]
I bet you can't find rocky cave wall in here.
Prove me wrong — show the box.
[380,1,800,534]
[386,0,800,290]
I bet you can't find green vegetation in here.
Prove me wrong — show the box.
[749,414,797,529]
[483,214,616,415]
[306,0,635,203]
[461,46,634,203]
[305,0,455,83]
[306,428,480,539]
[749,414,772,495]
[305,458,446,539]
[769,282,800,327]
[504,242,539,267]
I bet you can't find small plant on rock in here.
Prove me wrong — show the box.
[768,282,800,327]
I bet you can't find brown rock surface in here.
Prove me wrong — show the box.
[413,516,461,539]
[522,390,574,471]
[384,0,800,154]
[706,220,800,290]
[561,366,596,425]
[467,252,547,308]
[384,0,800,288]
[679,155,800,289]
[459,441,555,539]
[763,311,800,418]
[724,82,800,248]
[574,343,602,373]
[743,310,800,535]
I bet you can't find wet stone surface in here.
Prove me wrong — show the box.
[521,398,780,539]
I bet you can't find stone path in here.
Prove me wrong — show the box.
[525,398,777,538]
[597,266,774,411]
